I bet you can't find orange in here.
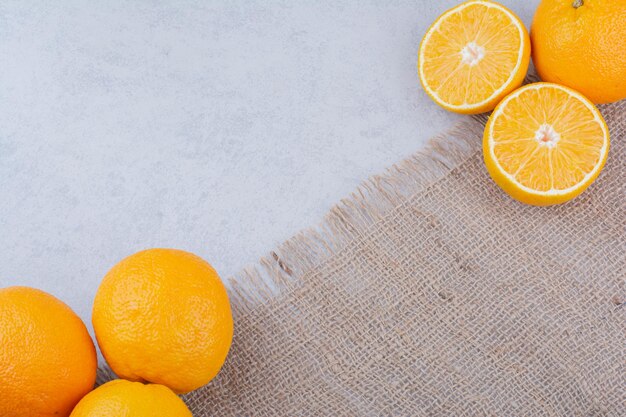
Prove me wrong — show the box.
[531,0,626,104]
[70,380,192,417]
[418,0,530,114]
[484,83,609,205]
[92,248,233,394]
[0,286,97,417]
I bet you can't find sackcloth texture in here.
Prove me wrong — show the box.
[99,97,625,416]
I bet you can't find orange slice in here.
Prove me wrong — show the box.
[484,83,610,206]
[418,0,530,114]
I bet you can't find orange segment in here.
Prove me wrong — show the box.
[484,83,610,206]
[418,0,530,114]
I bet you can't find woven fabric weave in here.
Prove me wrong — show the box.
[103,99,625,416]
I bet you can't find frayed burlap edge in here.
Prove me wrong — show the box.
[226,116,488,311]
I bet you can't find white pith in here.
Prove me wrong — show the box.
[460,42,485,67]
[488,84,609,196]
[418,0,526,110]
[534,123,560,149]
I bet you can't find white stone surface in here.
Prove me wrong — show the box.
[0,1,538,333]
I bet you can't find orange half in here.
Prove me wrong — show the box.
[484,83,610,206]
[418,0,530,114]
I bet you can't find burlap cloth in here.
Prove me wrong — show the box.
[101,99,625,416]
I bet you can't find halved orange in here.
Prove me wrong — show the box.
[418,0,530,114]
[484,83,610,206]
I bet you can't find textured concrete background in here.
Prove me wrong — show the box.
[0,0,539,337]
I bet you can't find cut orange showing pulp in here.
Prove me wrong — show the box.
[418,0,530,114]
[484,83,610,206]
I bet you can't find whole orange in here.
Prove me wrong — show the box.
[70,380,192,417]
[531,0,626,104]
[92,248,233,394]
[0,286,97,417]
